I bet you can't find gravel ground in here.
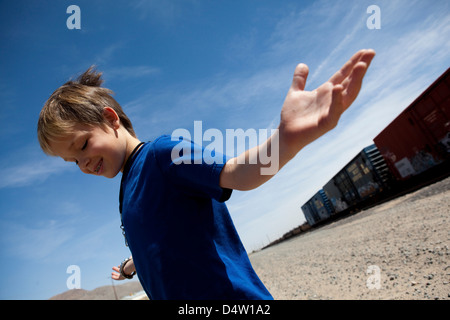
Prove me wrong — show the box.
[249,176,450,300]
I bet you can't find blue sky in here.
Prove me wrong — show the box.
[0,0,448,300]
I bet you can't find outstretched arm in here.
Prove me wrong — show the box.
[220,49,375,191]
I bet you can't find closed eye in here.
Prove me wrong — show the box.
[81,140,88,151]
[75,139,88,165]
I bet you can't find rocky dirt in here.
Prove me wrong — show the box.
[249,176,450,300]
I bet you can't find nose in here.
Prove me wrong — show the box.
[78,157,91,174]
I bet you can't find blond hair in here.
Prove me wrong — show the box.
[37,66,136,155]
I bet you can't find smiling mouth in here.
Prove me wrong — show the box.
[94,159,103,174]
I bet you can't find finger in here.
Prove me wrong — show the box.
[342,61,370,107]
[329,49,375,85]
[360,49,376,66]
[112,272,123,280]
[341,49,375,90]
[329,50,365,85]
[291,63,309,91]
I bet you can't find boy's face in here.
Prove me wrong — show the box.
[49,123,128,178]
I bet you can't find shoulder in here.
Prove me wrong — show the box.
[138,135,179,156]
[141,135,191,171]
[151,134,188,149]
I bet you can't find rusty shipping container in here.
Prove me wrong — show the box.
[374,68,450,180]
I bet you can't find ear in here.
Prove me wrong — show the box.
[103,107,120,130]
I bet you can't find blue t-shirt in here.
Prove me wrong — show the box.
[120,135,273,300]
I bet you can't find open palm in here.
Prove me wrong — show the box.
[279,49,375,153]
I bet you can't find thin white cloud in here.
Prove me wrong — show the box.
[309,22,361,85]
[1,212,122,264]
[1,219,76,261]
[131,0,199,25]
[105,65,160,80]
[0,155,71,189]
[122,64,292,140]
[93,42,125,66]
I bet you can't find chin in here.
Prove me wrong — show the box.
[104,172,119,179]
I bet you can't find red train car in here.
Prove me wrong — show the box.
[374,68,450,180]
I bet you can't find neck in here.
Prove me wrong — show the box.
[121,136,143,173]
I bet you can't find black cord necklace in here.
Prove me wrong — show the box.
[119,141,145,246]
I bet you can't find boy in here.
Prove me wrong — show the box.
[38,49,375,299]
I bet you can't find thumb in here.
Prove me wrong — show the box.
[291,63,309,91]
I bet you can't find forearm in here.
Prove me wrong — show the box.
[124,259,136,274]
[219,129,298,191]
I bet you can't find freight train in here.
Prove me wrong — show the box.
[302,67,450,227]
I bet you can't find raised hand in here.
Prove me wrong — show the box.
[279,49,375,156]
